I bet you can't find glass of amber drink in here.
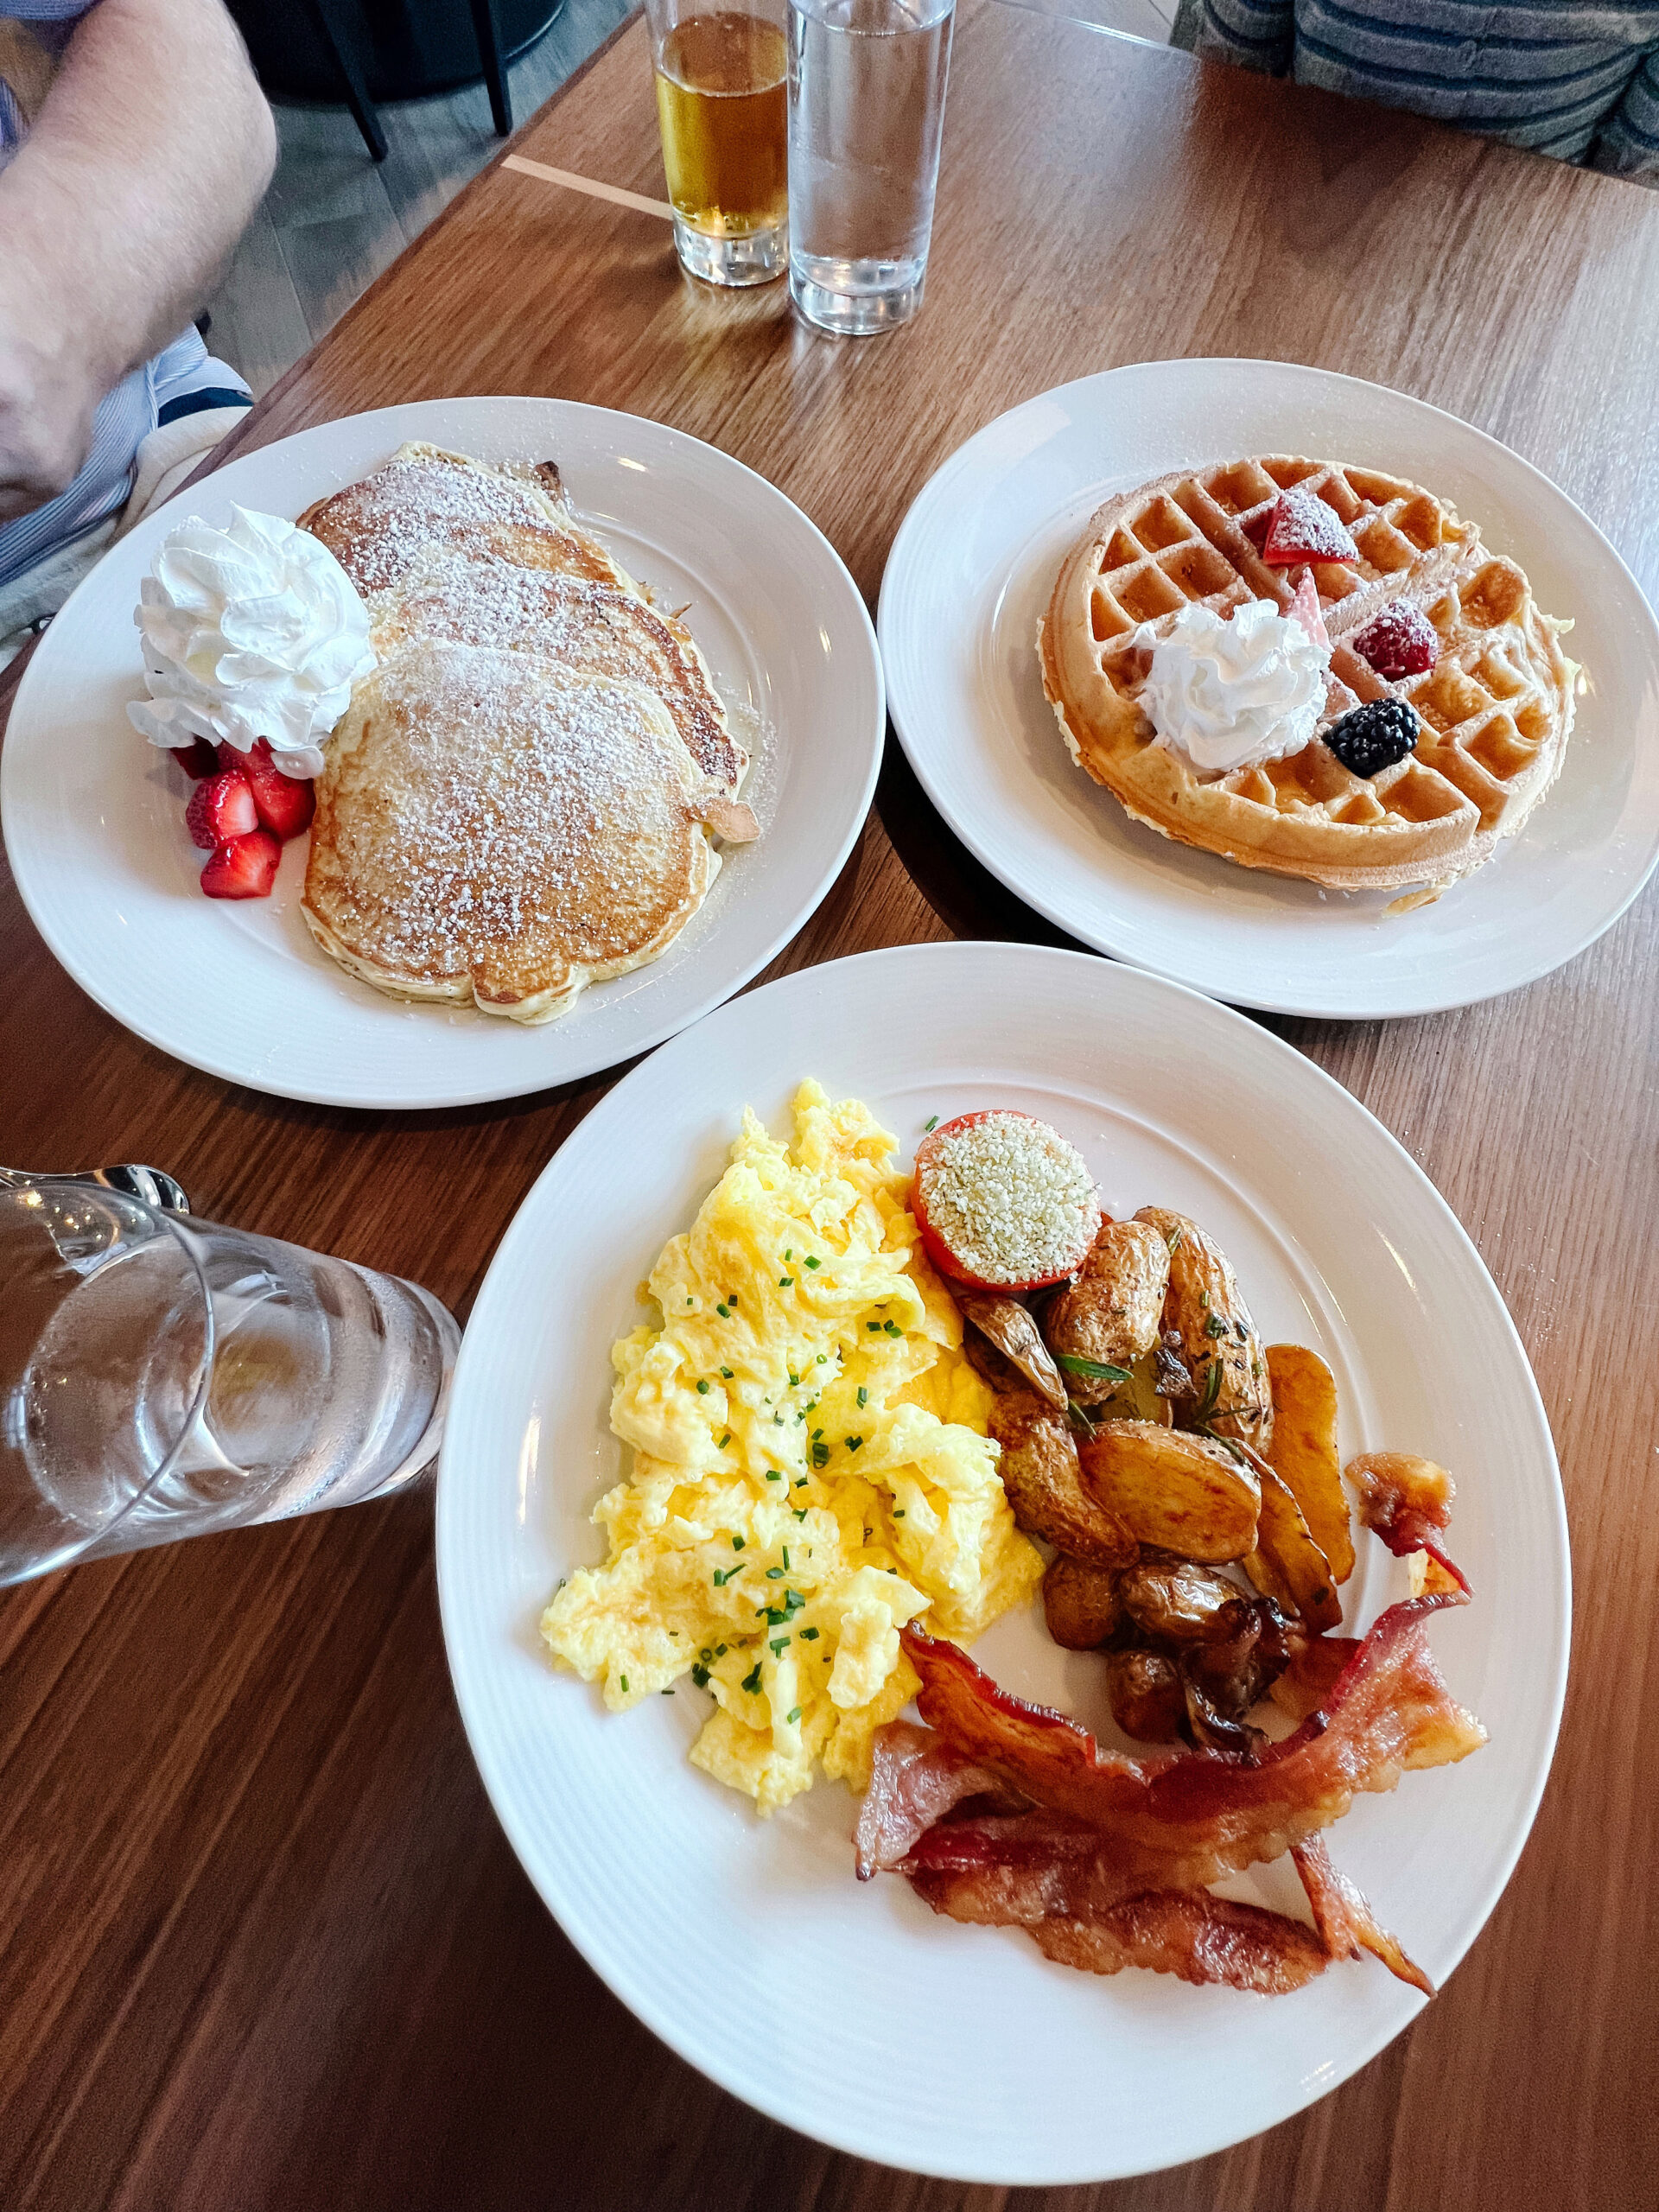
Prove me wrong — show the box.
[646,0,790,285]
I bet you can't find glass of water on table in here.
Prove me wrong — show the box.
[787,0,956,334]
[0,1174,459,1585]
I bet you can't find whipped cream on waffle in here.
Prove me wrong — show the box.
[1138,598,1328,777]
[128,506,375,779]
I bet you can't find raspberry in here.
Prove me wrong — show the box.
[1351,600,1438,680]
[1324,699,1420,779]
[1261,486,1359,566]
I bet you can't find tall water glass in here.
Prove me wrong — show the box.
[645,0,791,286]
[786,0,955,335]
[0,1180,459,1586]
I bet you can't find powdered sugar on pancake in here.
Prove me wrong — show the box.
[378,551,747,792]
[302,641,719,1021]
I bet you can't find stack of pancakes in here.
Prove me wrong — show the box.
[296,442,756,1023]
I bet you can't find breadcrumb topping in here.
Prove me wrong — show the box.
[920,1115,1096,1284]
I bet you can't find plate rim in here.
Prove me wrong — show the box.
[434,937,1571,2183]
[1,395,885,1110]
[877,357,1659,1021]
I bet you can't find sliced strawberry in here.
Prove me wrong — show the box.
[200,827,281,899]
[1351,598,1439,679]
[1285,569,1331,653]
[226,737,316,841]
[1262,486,1359,566]
[185,770,259,850]
[178,736,222,779]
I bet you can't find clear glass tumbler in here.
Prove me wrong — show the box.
[646,0,791,286]
[0,1179,460,1586]
[786,0,955,336]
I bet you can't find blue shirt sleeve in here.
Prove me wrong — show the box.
[1179,0,1297,76]
[1591,49,1659,184]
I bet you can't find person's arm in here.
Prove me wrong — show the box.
[1589,50,1659,188]
[0,0,276,524]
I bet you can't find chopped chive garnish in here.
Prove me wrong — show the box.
[742,1661,762,1693]
[800,1626,820,1642]
[770,1636,790,1656]
[786,1706,802,1725]
[788,1370,799,1388]
[846,1435,863,1452]
[811,1442,830,1470]
[785,1249,792,1262]
[716,1303,730,1318]
[721,1365,733,1378]
[804,1256,820,1270]
[764,1605,786,1625]
[817,1354,827,1364]
[717,1432,731,1448]
[794,1477,808,1488]
[691,1663,710,1688]
[884,1320,902,1338]
[715,1643,727,1656]
[696,1378,710,1395]
[792,1508,807,1522]
[782,1547,791,1569]
[856,1387,868,1408]
[732,1535,746,1550]
[620,1675,629,1693]
[779,1276,794,1288]
[766,1565,785,1580]
[773,1414,785,1426]
[893,1509,905,1518]
[924,1114,939,1131]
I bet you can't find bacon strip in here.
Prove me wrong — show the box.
[897,1587,1484,1892]
[909,1862,1330,1994]
[1292,1833,1433,1995]
[857,1539,1483,1996]
[852,1722,1023,1880]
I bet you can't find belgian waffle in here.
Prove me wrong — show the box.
[1038,455,1576,895]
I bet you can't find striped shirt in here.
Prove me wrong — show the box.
[0,0,251,588]
[1172,0,1659,183]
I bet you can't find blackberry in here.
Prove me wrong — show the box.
[1324,699,1419,779]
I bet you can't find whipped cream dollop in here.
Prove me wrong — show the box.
[127,505,375,779]
[1138,597,1329,776]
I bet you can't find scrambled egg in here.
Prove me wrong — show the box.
[541,1081,1043,1813]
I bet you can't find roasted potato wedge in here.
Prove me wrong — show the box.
[1243,1465,1343,1635]
[1134,1207,1272,1451]
[1077,1420,1260,1562]
[1042,1220,1170,1397]
[989,1390,1138,1564]
[1041,1554,1125,1649]
[961,1294,1066,1410]
[1264,1343,1354,1585]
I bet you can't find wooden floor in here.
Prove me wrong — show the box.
[203,0,636,397]
[203,0,1173,397]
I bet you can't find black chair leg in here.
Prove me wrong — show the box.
[300,0,388,161]
[468,0,512,136]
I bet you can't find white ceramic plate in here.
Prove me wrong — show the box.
[1,397,883,1108]
[879,359,1659,1019]
[436,940,1567,2184]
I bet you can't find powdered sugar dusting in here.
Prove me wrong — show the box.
[305,453,617,601]
[313,642,706,991]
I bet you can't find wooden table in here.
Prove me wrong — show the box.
[4,10,1656,2207]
